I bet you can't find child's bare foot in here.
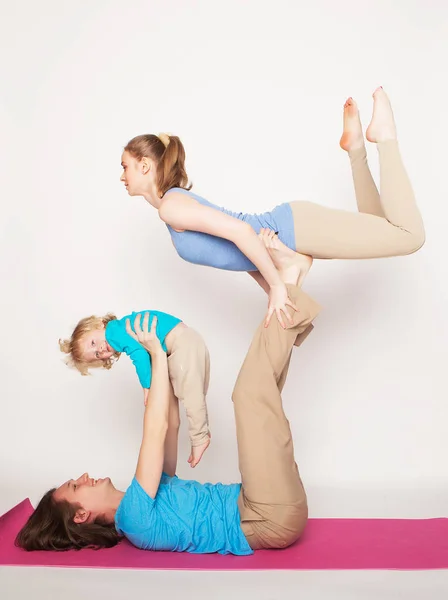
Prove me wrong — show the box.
[366,87,397,143]
[259,228,313,287]
[339,97,364,152]
[188,435,211,468]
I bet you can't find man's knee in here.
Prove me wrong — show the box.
[276,506,309,548]
[231,377,247,405]
[252,504,309,549]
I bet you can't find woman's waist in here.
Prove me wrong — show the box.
[232,203,294,234]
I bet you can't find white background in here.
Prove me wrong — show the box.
[0,0,447,587]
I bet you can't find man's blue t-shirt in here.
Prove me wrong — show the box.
[115,474,253,555]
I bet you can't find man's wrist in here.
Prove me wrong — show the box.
[149,347,167,359]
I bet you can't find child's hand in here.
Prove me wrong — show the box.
[125,312,164,357]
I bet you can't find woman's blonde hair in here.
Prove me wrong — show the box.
[124,132,192,197]
[59,314,120,376]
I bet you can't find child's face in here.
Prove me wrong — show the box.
[81,326,115,363]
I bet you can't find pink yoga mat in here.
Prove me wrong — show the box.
[1,499,447,570]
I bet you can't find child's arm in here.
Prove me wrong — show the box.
[110,315,153,390]
[129,345,152,390]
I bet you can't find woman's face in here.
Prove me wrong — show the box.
[120,151,150,196]
[53,473,117,523]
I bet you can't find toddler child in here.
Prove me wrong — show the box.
[60,310,210,467]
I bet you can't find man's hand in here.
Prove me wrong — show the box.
[126,312,165,356]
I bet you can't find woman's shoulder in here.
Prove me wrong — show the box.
[159,189,218,229]
[164,187,214,205]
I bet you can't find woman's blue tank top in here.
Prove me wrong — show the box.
[164,188,295,271]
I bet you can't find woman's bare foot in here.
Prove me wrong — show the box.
[259,228,313,287]
[339,97,364,152]
[366,87,397,143]
[188,435,211,468]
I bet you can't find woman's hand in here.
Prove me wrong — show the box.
[126,312,164,356]
[266,283,298,328]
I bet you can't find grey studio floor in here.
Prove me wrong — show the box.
[1,568,448,600]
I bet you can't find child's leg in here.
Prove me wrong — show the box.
[233,285,321,550]
[167,328,210,463]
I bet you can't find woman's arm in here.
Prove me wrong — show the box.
[159,193,282,288]
[159,194,296,327]
[127,314,169,499]
[248,270,270,294]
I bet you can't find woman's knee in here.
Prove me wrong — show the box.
[407,229,426,254]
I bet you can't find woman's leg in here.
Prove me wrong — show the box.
[233,282,321,550]
[290,88,425,259]
[341,97,384,218]
[348,146,384,217]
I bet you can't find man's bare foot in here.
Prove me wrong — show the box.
[339,97,365,152]
[259,228,313,287]
[366,87,397,143]
[188,435,211,468]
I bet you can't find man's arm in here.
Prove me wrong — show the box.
[163,385,180,477]
[126,314,169,499]
[135,346,170,498]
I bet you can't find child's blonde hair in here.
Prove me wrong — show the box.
[59,313,121,376]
